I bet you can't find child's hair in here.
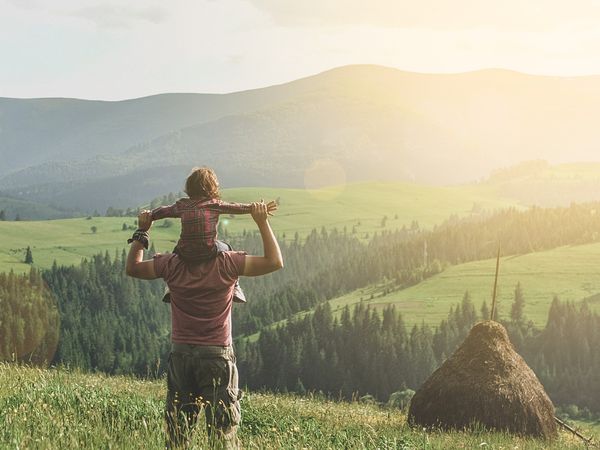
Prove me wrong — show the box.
[184,167,220,199]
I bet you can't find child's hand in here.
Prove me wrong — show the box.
[266,200,278,217]
[138,210,153,231]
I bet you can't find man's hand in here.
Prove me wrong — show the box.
[251,201,269,224]
[138,210,153,231]
[244,199,283,276]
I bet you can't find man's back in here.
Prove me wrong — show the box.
[153,251,246,346]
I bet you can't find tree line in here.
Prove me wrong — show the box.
[237,286,600,416]
[0,252,170,375]
[232,201,600,336]
[4,261,598,415]
[2,201,600,414]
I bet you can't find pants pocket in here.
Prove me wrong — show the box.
[225,358,242,426]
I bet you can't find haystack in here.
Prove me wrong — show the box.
[408,320,557,439]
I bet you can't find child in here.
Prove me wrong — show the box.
[149,166,277,303]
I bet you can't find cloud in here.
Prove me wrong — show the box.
[69,4,168,29]
[245,0,600,32]
[226,54,244,65]
[5,0,40,9]
[2,0,169,29]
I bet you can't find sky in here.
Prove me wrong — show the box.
[3,0,600,99]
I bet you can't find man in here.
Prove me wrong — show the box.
[126,200,283,448]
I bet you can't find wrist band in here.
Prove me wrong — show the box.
[127,229,149,249]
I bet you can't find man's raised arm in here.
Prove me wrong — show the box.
[242,201,284,277]
[125,210,158,280]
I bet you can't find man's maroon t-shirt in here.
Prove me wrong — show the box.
[153,251,246,346]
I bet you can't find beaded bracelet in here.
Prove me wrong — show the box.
[127,229,149,249]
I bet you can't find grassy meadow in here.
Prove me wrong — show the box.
[325,242,600,328]
[243,242,600,342]
[0,181,520,274]
[1,363,596,449]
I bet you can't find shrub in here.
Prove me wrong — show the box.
[388,389,415,410]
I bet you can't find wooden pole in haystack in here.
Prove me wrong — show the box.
[490,245,501,322]
[486,245,597,446]
[554,417,599,448]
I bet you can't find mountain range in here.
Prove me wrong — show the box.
[2,64,600,214]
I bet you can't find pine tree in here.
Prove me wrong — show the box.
[24,246,33,264]
[510,282,525,324]
[480,300,490,320]
[381,215,388,228]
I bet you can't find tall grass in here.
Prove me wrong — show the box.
[0,364,596,449]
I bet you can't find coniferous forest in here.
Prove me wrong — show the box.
[2,202,600,415]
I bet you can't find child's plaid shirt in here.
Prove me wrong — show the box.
[151,198,251,262]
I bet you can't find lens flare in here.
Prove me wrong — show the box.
[303,159,347,201]
[0,271,60,366]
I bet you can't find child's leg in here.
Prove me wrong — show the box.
[214,240,231,253]
[215,240,247,304]
[162,285,171,304]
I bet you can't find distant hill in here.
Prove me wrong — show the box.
[4,65,600,212]
[0,80,330,177]
[317,242,600,328]
[245,241,600,345]
[0,196,69,220]
[484,160,600,206]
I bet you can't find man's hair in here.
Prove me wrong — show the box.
[184,167,220,199]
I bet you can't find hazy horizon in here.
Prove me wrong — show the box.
[6,0,600,100]
[7,64,600,102]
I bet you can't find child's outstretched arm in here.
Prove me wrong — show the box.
[214,199,278,216]
[150,203,180,221]
[213,200,252,215]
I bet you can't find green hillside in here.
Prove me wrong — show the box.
[486,160,600,206]
[8,66,600,212]
[325,243,600,328]
[0,197,67,221]
[0,181,520,274]
[0,364,595,449]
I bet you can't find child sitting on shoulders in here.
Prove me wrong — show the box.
[147,166,277,303]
